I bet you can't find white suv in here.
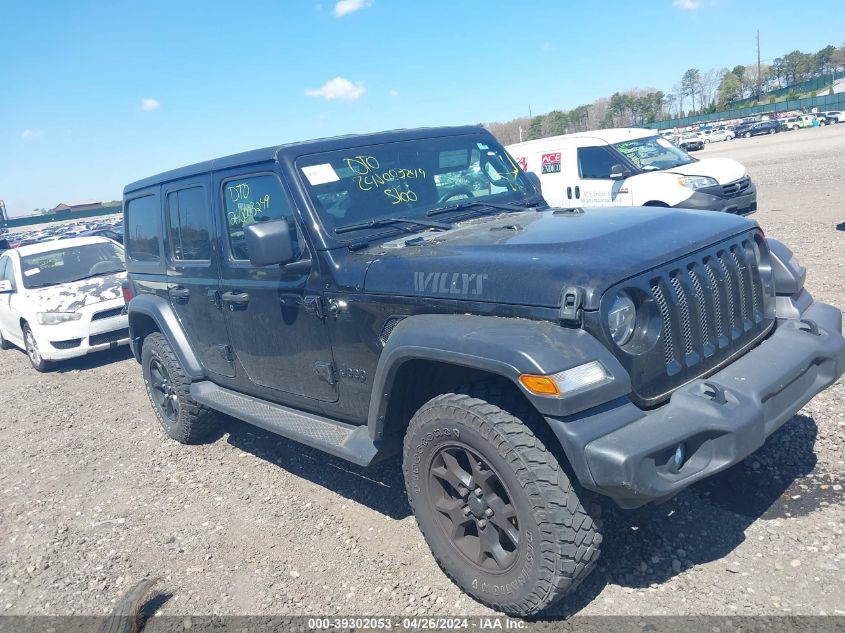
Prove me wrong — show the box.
[0,236,129,371]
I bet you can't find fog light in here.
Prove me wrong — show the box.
[669,443,686,474]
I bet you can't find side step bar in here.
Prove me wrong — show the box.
[190,381,380,466]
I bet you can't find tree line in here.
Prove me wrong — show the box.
[486,41,844,144]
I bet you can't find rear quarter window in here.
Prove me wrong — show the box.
[125,195,162,263]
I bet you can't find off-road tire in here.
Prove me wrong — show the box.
[402,382,602,616]
[141,332,218,444]
[22,323,50,372]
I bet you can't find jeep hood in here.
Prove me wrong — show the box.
[668,157,746,185]
[25,272,126,312]
[362,207,755,310]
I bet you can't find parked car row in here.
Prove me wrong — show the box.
[1,217,123,250]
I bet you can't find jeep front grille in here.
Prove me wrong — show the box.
[604,230,775,406]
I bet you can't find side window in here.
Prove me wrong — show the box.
[577,146,618,179]
[222,174,300,261]
[126,195,161,262]
[167,187,212,261]
[1,257,16,289]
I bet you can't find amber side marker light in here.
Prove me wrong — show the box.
[519,374,560,396]
[519,361,610,397]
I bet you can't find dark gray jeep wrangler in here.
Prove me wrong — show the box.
[122,126,844,616]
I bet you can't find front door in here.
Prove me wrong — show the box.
[163,177,234,377]
[0,255,19,342]
[574,145,633,207]
[215,169,338,403]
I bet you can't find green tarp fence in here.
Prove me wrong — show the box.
[648,92,845,130]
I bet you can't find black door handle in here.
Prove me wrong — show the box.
[567,186,572,199]
[221,291,250,310]
[168,286,190,303]
[574,186,580,199]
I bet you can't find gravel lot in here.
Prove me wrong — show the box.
[1,126,844,622]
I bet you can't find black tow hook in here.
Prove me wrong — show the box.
[798,319,821,336]
[703,381,728,405]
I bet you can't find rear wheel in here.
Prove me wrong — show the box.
[141,332,219,444]
[769,128,775,134]
[403,383,602,616]
[23,324,49,372]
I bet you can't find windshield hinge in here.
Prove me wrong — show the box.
[559,287,584,326]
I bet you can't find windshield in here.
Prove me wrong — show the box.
[297,135,536,239]
[613,135,695,171]
[21,242,125,289]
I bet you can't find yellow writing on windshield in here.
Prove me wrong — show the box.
[343,155,426,203]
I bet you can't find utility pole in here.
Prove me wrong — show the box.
[756,29,762,100]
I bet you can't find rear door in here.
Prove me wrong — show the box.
[163,177,235,377]
[215,168,338,403]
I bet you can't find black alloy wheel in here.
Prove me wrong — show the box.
[149,357,179,424]
[428,443,520,573]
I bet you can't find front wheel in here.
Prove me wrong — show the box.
[744,132,751,138]
[23,324,49,372]
[769,128,775,134]
[402,383,602,616]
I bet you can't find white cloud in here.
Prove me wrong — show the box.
[541,42,554,52]
[21,129,42,139]
[333,0,372,17]
[140,97,161,111]
[389,88,399,97]
[306,77,365,101]
[673,0,701,9]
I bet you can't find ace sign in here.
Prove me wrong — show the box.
[541,152,561,174]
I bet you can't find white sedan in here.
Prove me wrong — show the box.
[0,236,129,371]
[703,129,735,143]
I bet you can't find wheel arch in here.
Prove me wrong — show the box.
[368,314,630,447]
[127,293,205,380]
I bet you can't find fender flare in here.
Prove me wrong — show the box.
[127,294,205,380]
[367,314,631,440]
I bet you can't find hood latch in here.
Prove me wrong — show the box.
[559,287,584,326]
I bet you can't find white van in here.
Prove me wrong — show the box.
[506,128,756,215]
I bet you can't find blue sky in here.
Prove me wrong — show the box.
[2,0,842,215]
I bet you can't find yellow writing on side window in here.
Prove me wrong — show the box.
[227,194,271,227]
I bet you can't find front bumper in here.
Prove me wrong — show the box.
[545,300,844,508]
[675,180,758,215]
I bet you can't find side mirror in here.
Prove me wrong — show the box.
[0,280,13,293]
[525,171,542,195]
[244,220,296,267]
[610,164,628,180]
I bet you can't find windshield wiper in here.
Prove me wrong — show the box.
[426,196,545,217]
[335,217,453,235]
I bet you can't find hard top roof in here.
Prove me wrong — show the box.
[124,125,488,194]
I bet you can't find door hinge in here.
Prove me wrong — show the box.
[218,344,234,362]
[559,287,584,326]
[313,361,338,385]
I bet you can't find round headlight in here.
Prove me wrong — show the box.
[608,292,636,346]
